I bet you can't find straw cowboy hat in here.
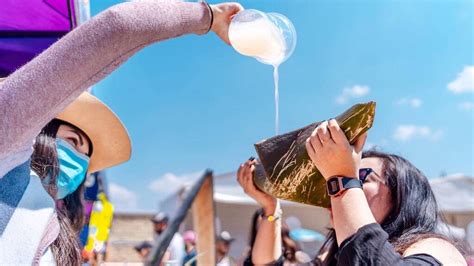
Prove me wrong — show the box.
[0,77,132,174]
[0,77,131,173]
[57,92,132,174]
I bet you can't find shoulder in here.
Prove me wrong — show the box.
[403,237,466,265]
[172,233,184,244]
[170,233,184,250]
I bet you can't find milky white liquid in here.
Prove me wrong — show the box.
[273,65,279,134]
[229,18,286,134]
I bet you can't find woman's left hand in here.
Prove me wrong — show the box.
[305,119,367,180]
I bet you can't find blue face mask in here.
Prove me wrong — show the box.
[54,138,90,199]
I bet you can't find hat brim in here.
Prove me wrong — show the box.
[56,92,131,174]
[218,238,235,243]
[151,218,169,223]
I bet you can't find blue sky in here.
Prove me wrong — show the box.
[90,0,473,212]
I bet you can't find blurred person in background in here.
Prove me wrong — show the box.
[183,230,197,266]
[134,241,153,261]
[152,212,185,265]
[281,224,311,265]
[217,231,237,266]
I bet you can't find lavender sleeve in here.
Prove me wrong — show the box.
[0,1,211,163]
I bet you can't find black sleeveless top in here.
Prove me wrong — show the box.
[335,223,442,265]
[244,223,443,266]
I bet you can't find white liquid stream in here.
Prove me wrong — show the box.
[273,65,279,135]
[229,18,286,134]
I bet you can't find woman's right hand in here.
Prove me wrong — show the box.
[210,2,244,45]
[237,159,277,215]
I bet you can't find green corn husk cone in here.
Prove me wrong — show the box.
[253,102,376,208]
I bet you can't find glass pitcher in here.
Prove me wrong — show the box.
[229,9,297,66]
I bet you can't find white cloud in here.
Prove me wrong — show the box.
[395,98,422,108]
[148,171,203,196]
[458,101,474,111]
[335,85,370,104]
[109,183,138,211]
[393,125,443,142]
[448,66,474,93]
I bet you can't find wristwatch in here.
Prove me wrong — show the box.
[326,176,363,197]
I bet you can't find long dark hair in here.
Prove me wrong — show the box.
[315,150,447,265]
[31,119,89,265]
[281,223,300,263]
[248,208,264,250]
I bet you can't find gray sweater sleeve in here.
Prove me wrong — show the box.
[0,1,211,162]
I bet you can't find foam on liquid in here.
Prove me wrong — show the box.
[229,18,286,134]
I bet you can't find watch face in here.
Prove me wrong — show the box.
[328,178,340,195]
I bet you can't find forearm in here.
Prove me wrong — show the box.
[251,203,282,264]
[331,189,376,246]
[0,1,210,159]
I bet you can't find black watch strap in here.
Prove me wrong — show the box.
[327,176,363,197]
[341,177,363,189]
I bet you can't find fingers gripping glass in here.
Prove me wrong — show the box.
[359,168,384,184]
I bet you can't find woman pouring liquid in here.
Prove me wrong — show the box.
[0,1,243,264]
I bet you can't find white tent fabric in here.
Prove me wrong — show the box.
[437,222,466,240]
[430,174,474,213]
